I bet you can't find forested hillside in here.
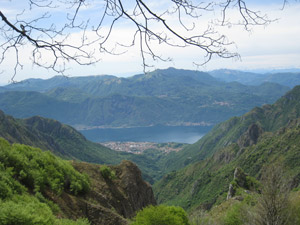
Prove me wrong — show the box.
[157,85,300,173]
[154,85,300,214]
[0,68,290,128]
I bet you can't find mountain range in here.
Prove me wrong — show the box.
[209,69,300,87]
[0,68,292,128]
[1,68,300,223]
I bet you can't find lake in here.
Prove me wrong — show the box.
[79,125,212,144]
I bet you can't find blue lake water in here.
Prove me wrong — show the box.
[79,125,213,144]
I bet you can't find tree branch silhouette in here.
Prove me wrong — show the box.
[0,0,282,81]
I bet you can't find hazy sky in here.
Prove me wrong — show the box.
[0,0,300,84]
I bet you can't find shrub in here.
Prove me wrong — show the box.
[0,139,90,195]
[0,194,90,225]
[56,218,90,225]
[100,165,116,180]
[0,194,55,225]
[131,205,190,225]
[223,203,244,225]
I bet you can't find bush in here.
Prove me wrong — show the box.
[56,218,90,225]
[131,205,190,225]
[223,203,244,225]
[0,139,90,195]
[0,164,26,199]
[0,138,91,225]
[0,194,90,225]
[100,165,116,180]
[0,194,55,225]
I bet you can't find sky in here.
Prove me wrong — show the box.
[0,0,300,84]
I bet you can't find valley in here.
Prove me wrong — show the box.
[1,0,300,224]
[1,68,300,225]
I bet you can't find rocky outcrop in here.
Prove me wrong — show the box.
[47,160,156,225]
[117,160,156,217]
[233,167,247,188]
[238,123,263,148]
[227,167,248,200]
[227,183,235,200]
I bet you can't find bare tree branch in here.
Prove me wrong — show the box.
[0,0,294,81]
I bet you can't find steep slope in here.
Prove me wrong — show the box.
[154,86,300,212]
[159,85,300,173]
[0,110,163,182]
[0,138,156,225]
[0,110,118,163]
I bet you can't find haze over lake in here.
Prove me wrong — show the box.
[80,125,213,144]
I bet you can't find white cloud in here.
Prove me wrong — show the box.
[0,1,300,83]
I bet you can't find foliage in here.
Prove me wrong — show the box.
[0,109,170,184]
[190,165,300,225]
[223,203,245,225]
[131,205,190,225]
[0,138,91,224]
[0,194,55,225]
[56,218,90,225]
[0,163,26,199]
[154,86,300,211]
[0,194,90,225]
[100,165,116,180]
[0,138,89,195]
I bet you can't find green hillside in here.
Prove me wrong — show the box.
[0,138,156,225]
[0,138,90,224]
[154,85,300,212]
[0,110,164,183]
[158,86,300,173]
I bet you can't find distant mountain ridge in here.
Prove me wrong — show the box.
[0,68,291,128]
[209,69,300,87]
